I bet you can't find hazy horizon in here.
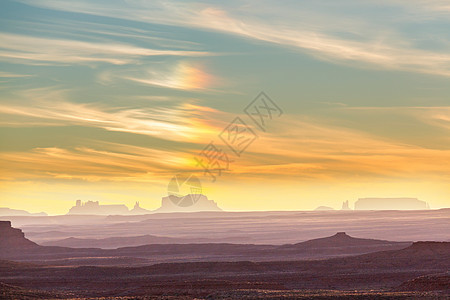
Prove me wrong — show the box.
[1,195,444,216]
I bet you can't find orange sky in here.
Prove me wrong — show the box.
[1,0,450,214]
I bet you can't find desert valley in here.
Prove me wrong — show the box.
[1,206,449,299]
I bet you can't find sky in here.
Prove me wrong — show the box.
[0,0,449,214]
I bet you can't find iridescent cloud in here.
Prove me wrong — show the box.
[121,61,216,91]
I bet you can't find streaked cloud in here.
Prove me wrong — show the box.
[4,111,448,183]
[1,84,449,183]
[0,32,211,65]
[0,71,32,78]
[0,143,187,181]
[182,6,450,76]
[343,105,450,133]
[224,114,450,182]
[384,0,450,14]
[18,0,450,76]
[0,98,222,142]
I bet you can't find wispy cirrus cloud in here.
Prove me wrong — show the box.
[19,18,204,51]
[0,32,211,65]
[2,96,450,185]
[0,71,32,78]
[382,0,450,14]
[0,143,188,181]
[18,0,450,76]
[0,98,222,142]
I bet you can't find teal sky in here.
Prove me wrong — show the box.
[0,0,449,214]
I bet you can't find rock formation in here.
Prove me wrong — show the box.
[129,201,151,215]
[291,232,402,248]
[341,200,351,210]
[354,197,428,210]
[66,195,221,215]
[67,200,129,215]
[155,194,222,213]
[398,273,450,291]
[0,221,38,249]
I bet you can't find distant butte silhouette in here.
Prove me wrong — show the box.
[129,201,151,215]
[355,198,429,210]
[155,194,222,213]
[68,200,129,215]
[314,206,334,211]
[66,194,221,215]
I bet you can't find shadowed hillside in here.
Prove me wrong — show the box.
[0,222,411,265]
[0,241,448,298]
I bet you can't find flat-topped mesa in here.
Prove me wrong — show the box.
[156,194,222,213]
[0,220,38,249]
[355,197,429,210]
[68,200,129,215]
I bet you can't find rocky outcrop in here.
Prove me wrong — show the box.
[397,273,450,291]
[341,200,351,210]
[0,221,39,249]
[129,202,151,215]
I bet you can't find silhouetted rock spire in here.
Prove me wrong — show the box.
[341,201,351,210]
